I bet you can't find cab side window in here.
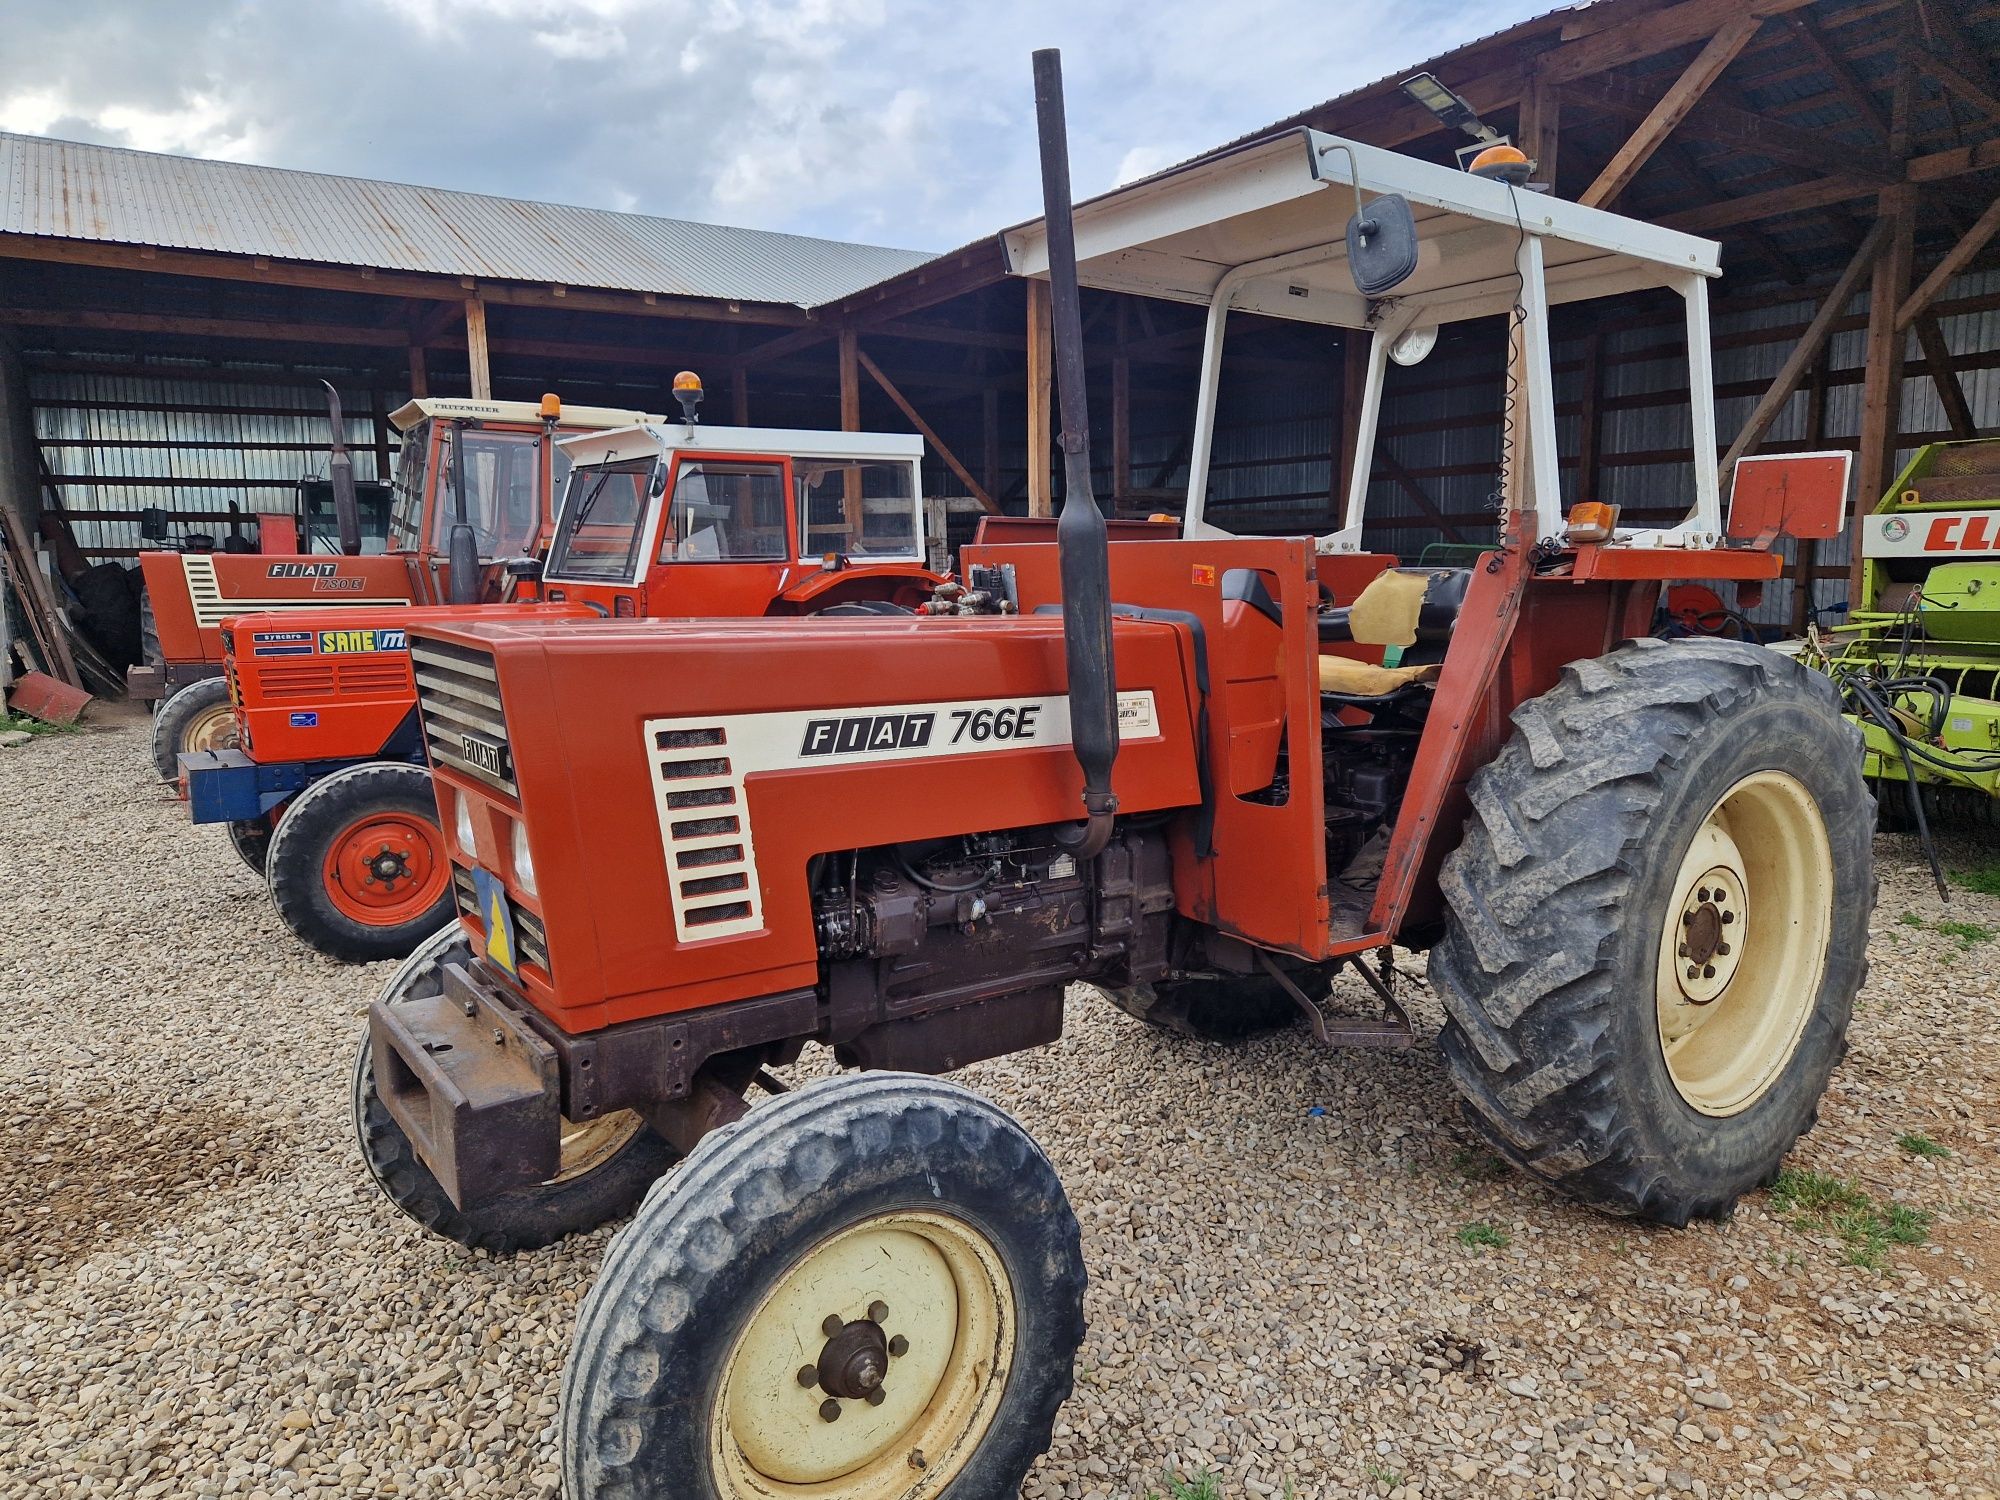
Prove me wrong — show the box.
[661,462,786,561]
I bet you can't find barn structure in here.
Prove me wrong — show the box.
[2,0,1998,687]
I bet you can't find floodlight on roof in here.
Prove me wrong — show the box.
[1400,72,1502,144]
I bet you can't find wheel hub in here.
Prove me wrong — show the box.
[815,1311,892,1402]
[1673,865,1744,1004]
[367,845,412,887]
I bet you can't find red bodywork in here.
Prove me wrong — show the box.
[417,533,1782,1040]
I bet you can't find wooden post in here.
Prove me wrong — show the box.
[407,345,429,399]
[838,326,863,534]
[1897,194,2000,329]
[1853,185,1918,598]
[1518,64,1561,190]
[463,297,491,400]
[1025,279,1053,518]
[369,381,391,485]
[1581,14,1760,209]
[1112,300,1131,513]
[1790,357,1831,636]
[732,367,750,426]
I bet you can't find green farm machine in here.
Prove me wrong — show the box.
[1805,439,2000,850]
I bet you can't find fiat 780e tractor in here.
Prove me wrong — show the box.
[357,56,1869,1500]
[186,397,945,962]
[142,392,660,781]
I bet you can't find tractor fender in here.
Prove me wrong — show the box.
[771,563,944,613]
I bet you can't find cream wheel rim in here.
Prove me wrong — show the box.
[1655,770,1832,1117]
[552,1112,643,1184]
[710,1210,1014,1497]
[185,702,237,755]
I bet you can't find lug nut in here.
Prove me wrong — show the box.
[822,1315,844,1338]
[1702,964,1715,979]
[797,1366,818,1389]
[1682,913,1695,926]
[1678,943,1690,958]
[819,1400,842,1423]
[1686,965,1698,980]
[1716,943,1731,957]
[889,1335,909,1358]
[868,1301,890,1324]
[1722,911,1736,924]
[865,1387,887,1406]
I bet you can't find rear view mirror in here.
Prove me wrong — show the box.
[139,506,170,542]
[1348,192,1418,296]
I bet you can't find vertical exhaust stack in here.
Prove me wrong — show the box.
[320,381,363,558]
[1032,47,1119,860]
[446,422,481,605]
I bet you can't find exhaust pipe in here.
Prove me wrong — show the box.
[446,422,480,605]
[1032,48,1118,860]
[320,381,363,558]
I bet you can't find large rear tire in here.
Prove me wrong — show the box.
[1431,638,1873,1225]
[227,816,274,874]
[352,923,674,1253]
[561,1072,1084,1500]
[266,761,454,961]
[149,676,233,781]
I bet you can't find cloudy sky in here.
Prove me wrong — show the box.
[0,0,1548,252]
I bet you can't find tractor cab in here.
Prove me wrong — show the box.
[537,417,940,618]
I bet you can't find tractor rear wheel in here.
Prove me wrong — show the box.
[1096,974,1302,1040]
[149,677,234,781]
[1431,638,1873,1225]
[266,762,453,961]
[561,1072,1084,1500]
[352,923,675,1253]
[227,817,274,874]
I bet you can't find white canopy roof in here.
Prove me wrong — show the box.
[557,423,925,469]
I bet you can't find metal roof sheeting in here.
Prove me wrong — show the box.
[0,131,934,308]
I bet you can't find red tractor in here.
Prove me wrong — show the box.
[184,396,946,961]
[140,391,661,780]
[356,57,1870,1500]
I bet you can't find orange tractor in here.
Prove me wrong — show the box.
[183,395,946,961]
[356,56,1870,1499]
[140,391,660,780]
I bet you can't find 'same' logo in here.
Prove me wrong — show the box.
[800,712,936,757]
[318,628,409,654]
[460,731,512,781]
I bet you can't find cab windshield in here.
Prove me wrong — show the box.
[795,459,920,559]
[391,425,543,558]
[545,458,655,582]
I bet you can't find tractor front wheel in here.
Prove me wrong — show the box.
[1431,638,1873,1225]
[149,677,234,781]
[266,762,454,961]
[352,923,676,1253]
[561,1072,1084,1500]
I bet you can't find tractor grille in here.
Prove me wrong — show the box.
[646,722,762,941]
[451,866,551,977]
[412,639,516,796]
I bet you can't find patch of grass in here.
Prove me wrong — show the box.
[0,712,73,737]
[1451,1148,1507,1182]
[1768,1168,1930,1269]
[1147,1473,1223,1500]
[1456,1221,1508,1251]
[1898,1132,1951,1160]
[1933,919,1995,951]
[1949,861,2000,898]
[1898,910,1927,928]
[1364,1459,1405,1489]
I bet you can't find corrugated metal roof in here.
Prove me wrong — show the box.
[0,131,934,308]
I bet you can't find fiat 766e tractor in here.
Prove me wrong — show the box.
[353,54,1871,1500]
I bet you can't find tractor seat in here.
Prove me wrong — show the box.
[1318,567,1471,649]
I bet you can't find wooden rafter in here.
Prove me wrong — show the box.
[1375,450,1470,543]
[855,349,999,514]
[1911,314,1977,439]
[1898,194,2000,328]
[1783,8,1893,144]
[1582,13,1764,209]
[1917,50,2000,128]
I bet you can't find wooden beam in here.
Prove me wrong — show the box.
[1517,65,1561,190]
[1581,13,1763,209]
[1376,450,1470,543]
[1718,216,1892,478]
[0,306,404,348]
[463,298,491,400]
[1661,175,1876,233]
[407,345,428,399]
[1538,0,1811,86]
[857,349,999,513]
[1025,279,1053,518]
[838,327,862,532]
[1916,0,1997,96]
[1917,50,2000,129]
[1897,194,2000,328]
[1907,135,2000,183]
[731,366,750,426]
[1912,313,1977,439]
[1783,9,1892,144]
[1853,184,1918,597]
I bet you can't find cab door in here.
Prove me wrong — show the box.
[640,453,795,618]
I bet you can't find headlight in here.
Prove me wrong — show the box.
[454,792,477,858]
[512,819,538,899]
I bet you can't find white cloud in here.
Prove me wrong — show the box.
[0,0,1553,249]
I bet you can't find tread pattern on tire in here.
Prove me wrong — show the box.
[352,923,674,1254]
[561,1071,1085,1500]
[1429,637,1875,1225]
[149,676,232,781]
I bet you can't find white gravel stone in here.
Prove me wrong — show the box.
[3,716,1997,1498]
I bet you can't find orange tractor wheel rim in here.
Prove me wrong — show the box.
[321,813,448,926]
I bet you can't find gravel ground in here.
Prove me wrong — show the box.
[3,716,1998,1500]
